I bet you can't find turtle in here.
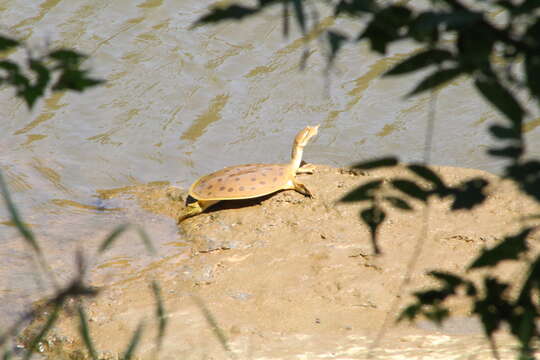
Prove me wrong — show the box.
[178,124,319,222]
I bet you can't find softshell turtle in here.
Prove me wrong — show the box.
[178,125,319,222]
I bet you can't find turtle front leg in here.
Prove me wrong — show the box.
[293,181,313,197]
[297,163,316,174]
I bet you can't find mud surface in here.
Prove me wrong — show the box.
[34,165,540,359]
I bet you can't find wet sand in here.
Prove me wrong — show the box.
[26,165,540,359]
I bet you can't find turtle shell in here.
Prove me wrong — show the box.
[188,164,292,201]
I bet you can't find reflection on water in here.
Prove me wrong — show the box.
[1,0,539,329]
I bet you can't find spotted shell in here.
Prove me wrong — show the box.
[188,164,292,201]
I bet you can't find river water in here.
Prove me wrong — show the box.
[0,0,539,328]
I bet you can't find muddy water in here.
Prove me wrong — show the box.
[0,0,539,328]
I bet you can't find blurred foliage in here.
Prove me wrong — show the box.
[0,36,103,109]
[195,0,540,357]
[0,33,162,359]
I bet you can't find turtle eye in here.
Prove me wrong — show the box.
[185,195,198,205]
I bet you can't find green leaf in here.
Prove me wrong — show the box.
[409,67,464,96]
[383,196,413,210]
[386,49,453,76]
[469,228,533,269]
[450,177,488,210]
[360,206,386,254]
[24,304,60,360]
[391,179,429,201]
[474,75,524,126]
[351,157,398,169]
[0,36,19,52]
[0,171,40,255]
[78,307,98,360]
[98,224,129,253]
[123,322,145,360]
[341,180,383,202]
[151,281,167,350]
[192,5,257,27]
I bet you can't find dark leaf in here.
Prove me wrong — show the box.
[407,164,447,193]
[424,306,450,325]
[516,254,540,305]
[473,277,511,336]
[52,69,104,92]
[415,289,451,304]
[397,303,422,322]
[152,281,167,350]
[78,307,98,360]
[327,30,348,65]
[123,322,145,360]
[409,10,481,42]
[469,228,533,269]
[192,5,257,27]
[383,196,413,210]
[489,124,520,140]
[341,180,383,202]
[24,304,60,360]
[0,36,19,51]
[192,296,233,353]
[457,24,495,66]
[136,225,155,255]
[475,75,524,126]
[48,49,87,67]
[0,171,40,255]
[450,177,488,210]
[358,5,412,54]
[98,224,129,253]
[360,206,386,254]
[334,0,377,16]
[506,161,540,202]
[391,179,429,201]
[428,271,465,289]
[352,157,398,169]
[291,0,306,35]
[282,0,290,38]
[22,60,51,108]
[525,54,540,101]
[409,67,464,96]
[386,49,454,76]
[488,146,523,159]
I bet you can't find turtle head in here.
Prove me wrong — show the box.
[294,124,319,148]
[290,125,319,171]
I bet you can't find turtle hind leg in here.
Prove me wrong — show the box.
[178,202,203,223]
[178,200,221,224]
